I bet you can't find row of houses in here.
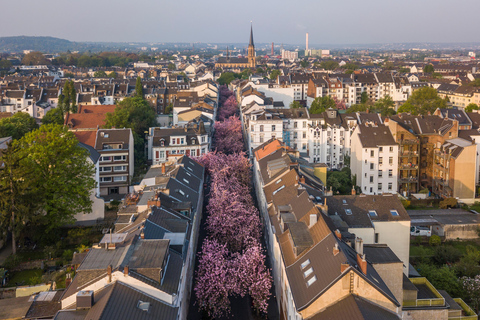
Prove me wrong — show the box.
[252,139,476,320]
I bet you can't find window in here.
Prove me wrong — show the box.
[390,146,393,152]
[294,122,298,128]
[114,155,126,161]
[251,125,254,132]
[100,177,112,182]
[201,136,206,143]
[379,157,383,165]
[370,175,374,183]
[378,170,382,177]
[388,182,392,190]
[303,131,306,139]
[113,176,127,182]
[303,267,313,278]
[306,275,317,287]
[181,138,184,144]
[302,143,306,150]
[272,125,276,131]
[100,156,111,162]
[388,169,392,177]
[100,166,112,172]
[345,209,352,215]
[370,163,374,170]
[378,183,382,190]
[301,259,311,269]
[375,233,379,243]
[303,121,307,128]
[390,210,399,216]
[369,210,377,217]
[370,150,374,157]
[389,157,393,165]
[159,151,165,159]
[260,125,264,132]
[379,147,383,152]
[259,136,264,143]
[114,166,126,172]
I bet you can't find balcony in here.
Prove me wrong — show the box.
[403,278,445,308]
[449,298,477,319]
[399,139,419,145]
[400,151,419,157]
[400,164,419,170]
[399,177,418,183]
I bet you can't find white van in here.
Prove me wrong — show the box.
[410,226,431,237]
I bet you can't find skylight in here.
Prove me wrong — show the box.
[342,200,347,205]
[303,267,313,278]
[390,210,399,216]
[276,179,282,184]
[345,209,352,215]
[272,185,285,195]
[306,275,317,287]
[369,210,377,217]
[178,189,185,196]
[300,259,311,269]
[183,178,190,184]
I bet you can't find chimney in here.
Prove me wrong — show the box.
[162,163,166,175]
[65,273,72,288]
[341,263,350,273]
[124,265,129,277]
[355,237,363,255]
[333,243,340,256]
[365,108,369,114]
[300,176,305,183]
[76,291,94,309]
[309,214,317,228]
[107,265,112,283]
[140,231,145,239]
[351,187,356,195]
[334,229,342,240]
[357,253,367,274]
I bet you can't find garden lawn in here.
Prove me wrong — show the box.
[5,268,43,287]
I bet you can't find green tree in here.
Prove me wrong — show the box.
[94,70,107,78]
[374,96,396,116]
[22,51,49,65]
[107,71,118,79]
[343,62,358,71]
[300,60,309,68]
[465,103,479,112]
[217,72,236,85]
[398,67,410,73]
[469,79,480,87]
[455,245,480,278]
[327,167,353,194]
[0,144,39,254]
[360,91,369,104]
[42,107,65,126]
[0,125,96,249]
[63,72,74,78]
[310,96,336,114]
[165,103,173,114]
[269,69,281,81]
[58,80,77,114]
[320,61,339,71]
[135,77,143,98]
[424,64,435,73]
[168,63,176,70]
[104,97,158,168]
[417,263,462,298]
[398,87,447,115]
[0,112,38,140]
[0,59,12,70]
[290,101,302,109]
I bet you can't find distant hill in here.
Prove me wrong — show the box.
[0,36,95,53]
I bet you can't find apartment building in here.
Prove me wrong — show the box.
[351,123,399,195]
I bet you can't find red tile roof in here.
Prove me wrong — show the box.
[73,130,97,148]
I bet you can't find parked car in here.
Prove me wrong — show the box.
[410,226,431,237]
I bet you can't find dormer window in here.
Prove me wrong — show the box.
[390,210,399,216]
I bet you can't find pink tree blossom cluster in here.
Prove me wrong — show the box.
[462,276,480,313]
[218,85,234,106]
[219,96,238,121]
[214,116,244,154]
[195,114,271,317]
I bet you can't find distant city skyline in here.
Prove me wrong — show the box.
[2,0,479,46]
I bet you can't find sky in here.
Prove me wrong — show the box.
[2,0,479,46]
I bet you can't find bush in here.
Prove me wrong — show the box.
[417,263,462,298]
[2,254,21,270]
[429,235,441,246]
[62,250,74,263]
[401,200,411,208]
[440,197,457,209]
[419,188,429,194]
[432,246,462,265]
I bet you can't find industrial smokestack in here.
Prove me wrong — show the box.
[306,33,309,54]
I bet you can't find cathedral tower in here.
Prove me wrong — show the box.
[248,24,256,68]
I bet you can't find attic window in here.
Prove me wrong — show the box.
[137,300,150,312]
[301,259,310,269]
[342,200,347,205]
[178,189,185,196]
[390,210,399,216]
[183,178,189,184]
[368,210,377,217]
[187,166,193,172]
[276,179,282,184]
[306,275,317,287]
[104,133,109,138]
[272,185,285,195]
[344,209,352,215]
[303,267,313,278]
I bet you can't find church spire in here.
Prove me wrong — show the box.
[249,23,254,47]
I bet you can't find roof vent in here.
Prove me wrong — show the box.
[137,300,150,312]
[76,290,94,309]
